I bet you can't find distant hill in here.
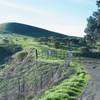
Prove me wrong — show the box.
[0,22,69,38]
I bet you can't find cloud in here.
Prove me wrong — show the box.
[0,0,52,17]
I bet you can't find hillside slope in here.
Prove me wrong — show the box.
[0,22,67,38]
[0,33,75,100]
[0,23,88,100]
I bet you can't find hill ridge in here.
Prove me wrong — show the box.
[0,22,68,38]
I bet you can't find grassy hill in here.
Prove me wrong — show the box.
[0,22,68,38]
[0,22,83,50]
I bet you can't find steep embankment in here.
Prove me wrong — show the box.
[0,49,75,100]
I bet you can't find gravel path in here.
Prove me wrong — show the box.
[79,59,100,100]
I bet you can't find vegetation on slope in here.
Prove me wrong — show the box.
[39,62,89,100]
[0,48,76,100]
[0,27,90,100]
[0,33,76,100]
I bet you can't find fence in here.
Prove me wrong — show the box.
[0,49,73,100]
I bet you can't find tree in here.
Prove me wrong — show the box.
[84,34,96,47]
[85,16,97,35]
[97,0,100,7]
[84,0,100,46]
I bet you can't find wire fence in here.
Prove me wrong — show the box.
[0,49,74,100]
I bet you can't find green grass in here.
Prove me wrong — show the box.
[0,33,67,60]
[39,62,89,100]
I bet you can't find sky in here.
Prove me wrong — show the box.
[0,0,97,37]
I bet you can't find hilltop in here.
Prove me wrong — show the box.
[0,22,68,38]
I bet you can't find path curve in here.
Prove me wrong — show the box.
[78,59,100,100]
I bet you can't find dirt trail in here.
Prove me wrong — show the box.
[79,59,100,100]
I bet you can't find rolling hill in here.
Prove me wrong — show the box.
[0,22,83,50]
[0,22,68,38]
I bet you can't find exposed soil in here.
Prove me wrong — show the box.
[79,59,100,100]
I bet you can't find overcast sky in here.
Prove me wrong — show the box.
[0,0,97,37]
